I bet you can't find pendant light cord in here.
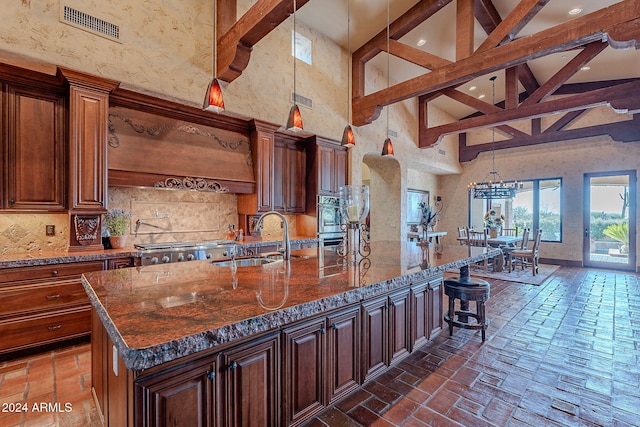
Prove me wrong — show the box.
[386,0,390,135]
[293,0,297,105]
[213,0,217,80]
[490,75,497,175]
[347,0,351,125]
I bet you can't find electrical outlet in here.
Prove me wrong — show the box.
[46,225,55,236]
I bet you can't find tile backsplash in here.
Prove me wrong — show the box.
[0,213,70,255]
[107,187,238,246]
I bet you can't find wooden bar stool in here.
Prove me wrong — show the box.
[443,276,490,341]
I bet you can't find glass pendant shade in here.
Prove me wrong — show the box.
[203,78,225,113]
[286,104,304,132]
[341,125,355,147]
[339,185,370,223]
[381,137,394,156]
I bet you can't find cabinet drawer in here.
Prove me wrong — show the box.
[0,308,90,352]
[0,279,88,317]
[0,261,105,284]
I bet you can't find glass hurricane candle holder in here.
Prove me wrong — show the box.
[339,185,370,224]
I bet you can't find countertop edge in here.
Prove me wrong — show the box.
[85,247,501,371]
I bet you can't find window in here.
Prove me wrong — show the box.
[292,30,312,65]
[469,178,562,242]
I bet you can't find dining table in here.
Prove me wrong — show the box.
[456,235,523,272]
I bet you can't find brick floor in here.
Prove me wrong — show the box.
[307,267,640,426]
[0,266,638,426]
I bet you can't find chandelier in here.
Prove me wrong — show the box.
[468,76,519,199]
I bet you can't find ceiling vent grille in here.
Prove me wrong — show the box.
[292,92,313,109]
[61,5,120,42]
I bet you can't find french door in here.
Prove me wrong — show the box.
[583,171,636,270]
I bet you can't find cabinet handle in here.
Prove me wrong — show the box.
[46,294,61,300]
[207,371,216,380]
[47,325,62,331]
[229,361,237,370]
[51,270,58,276]
[320,327,326,335]
[9,199,15,205]
[390,301,395,307]
[331,324,337,330]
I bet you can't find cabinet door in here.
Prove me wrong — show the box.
[317,145,335,195]
[410,282,429,351]
[137,359,215,427]
[428,278,444,338]
[327,306,360,403]
[272,141,286,212]
[283,318,325,426]
[389,289,411,364]
[285,143,306,213]
[5,85,66,211]
[333,148,347,194]
[219,333,280,427]
[361,296,388,382]
[256,131,275,212]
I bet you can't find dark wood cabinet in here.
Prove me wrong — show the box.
[306,136,348,205]
[2,83,66,211]
[0,261,104,356]
[136,358,215,427]
[428,278,444,338]
[107,257,136,270]
[218,332,280,427]
[410,281,429,351]
[389,288,411,364]
[361,295,388,382]
[238,121,306,215]
[283,318,326,426]
[326,306,360,404]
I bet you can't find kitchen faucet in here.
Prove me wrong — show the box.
[255,211,290,260]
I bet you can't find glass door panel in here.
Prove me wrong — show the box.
[583,171,636,270]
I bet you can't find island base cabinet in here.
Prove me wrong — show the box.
[283,319,326,427]
[428,278,444,338]
[136,359,216,427]
[326,307,361,404]
[361,296,388,383]
[218,332,280,427]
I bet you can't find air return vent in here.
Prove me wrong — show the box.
[60,5,120,42]
[292,92,313,109]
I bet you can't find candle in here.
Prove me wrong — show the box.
[347,204,359,222]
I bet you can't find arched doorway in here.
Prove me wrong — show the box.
[362,153,403,242]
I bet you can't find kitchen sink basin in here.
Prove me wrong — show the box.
[211,257,279,267]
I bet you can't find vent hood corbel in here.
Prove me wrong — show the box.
[107,90,255,194]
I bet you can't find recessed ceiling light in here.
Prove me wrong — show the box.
[568,8,582,15]
[581,66,591,71]
[478,94,486,99]
[416,39,426,47]
[469,86,477,91]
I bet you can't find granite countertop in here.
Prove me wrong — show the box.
[0,236,317,269]
[82,242,500,371]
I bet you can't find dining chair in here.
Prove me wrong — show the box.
[466,227,489,272]
[457,227,469,245]
[501,227,518,237]
[509,229,542,275]
[502,227,530,271]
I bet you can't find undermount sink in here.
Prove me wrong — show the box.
[211,257,280,267]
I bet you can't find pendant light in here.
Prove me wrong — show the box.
[381,0,394,156]
[468,76,519,199]
[341,0,355,148]
[286,0,304,132]
[203,0,225,113]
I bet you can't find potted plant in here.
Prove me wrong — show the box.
[603,222,629,254]
[105,209,132,249]
[483,209,505,238]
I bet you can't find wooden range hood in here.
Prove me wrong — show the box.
[107,88,257,194]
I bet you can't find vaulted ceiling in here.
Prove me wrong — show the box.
[216,0,640,160]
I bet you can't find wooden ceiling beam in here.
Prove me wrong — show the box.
[476,0,550,52]
[459,115,640,162]
[216,0,311,82]
[387,40,452,70]
[352,1,640,126]
[421,80,640,147]
[521,41,608,106]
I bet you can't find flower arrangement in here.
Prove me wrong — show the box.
[483,209,505,230]
[418,201,438,233]
[104,209,132,236]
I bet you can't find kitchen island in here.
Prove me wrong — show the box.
[82,242,500,427]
